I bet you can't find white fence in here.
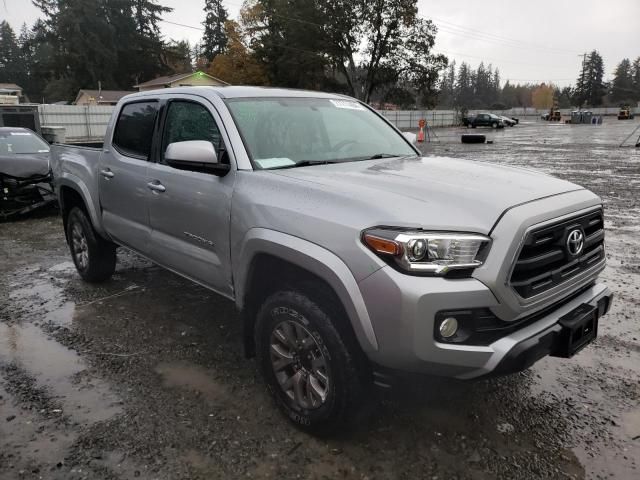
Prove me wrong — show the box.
[38,105,113,141]
[379,110,458,128]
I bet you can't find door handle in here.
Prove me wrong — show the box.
[147,181,166,193]
[100,169,114,179]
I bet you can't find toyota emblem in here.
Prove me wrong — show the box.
[566,229,584,256]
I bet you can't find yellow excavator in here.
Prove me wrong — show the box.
[618,106,635,120]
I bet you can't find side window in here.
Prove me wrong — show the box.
[161,101,223,164]
[112,101,159,159]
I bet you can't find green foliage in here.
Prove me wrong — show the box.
[574,50,605,107]
[610,58,634,104]
[0,21,20,84]
[202,0,228,62]
[16,0,183,102]
[243,0,447,106]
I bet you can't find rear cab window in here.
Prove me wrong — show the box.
[112,101,159,159]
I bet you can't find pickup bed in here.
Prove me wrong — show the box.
[51,86,612,434]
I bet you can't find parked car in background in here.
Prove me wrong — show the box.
[0,127,55,219]
[463,113,505,128]
[499,116,517,127]
[51,87,611,434]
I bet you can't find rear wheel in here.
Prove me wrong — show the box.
[66,207,116,283]
[255,289,369,435]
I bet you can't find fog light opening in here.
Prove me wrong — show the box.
[439,317,459,338]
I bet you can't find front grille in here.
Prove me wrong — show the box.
[510,209,605,298]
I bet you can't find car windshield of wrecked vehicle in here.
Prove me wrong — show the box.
[226,97,417,170]
[0,130,50,155]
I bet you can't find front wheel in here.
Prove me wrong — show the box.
[255,290,369,435]
[492,122,498,128]
[66,207,116,283]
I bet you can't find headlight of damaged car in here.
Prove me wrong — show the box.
[362,228,491,275]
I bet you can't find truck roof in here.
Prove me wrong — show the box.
[123,86,353,101]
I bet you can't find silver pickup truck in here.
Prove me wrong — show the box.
[51,86,612,434]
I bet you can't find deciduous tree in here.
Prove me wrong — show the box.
[207,20,267,85]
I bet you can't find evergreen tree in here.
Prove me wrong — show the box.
[631,57,640,102]
[133,0,171,37]
[491,68,502,107]
[438,60,456,108]
[455,62,474,108]
[0,21,20,84]
[610,58,633,104]
[202,0,228,62]
[31,0,174,102]
[164,40,193,73]
[574,50,605,107]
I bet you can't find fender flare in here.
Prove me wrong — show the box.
[235,228,379,353]
[56,174,109,238]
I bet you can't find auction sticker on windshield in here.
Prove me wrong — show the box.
[330,100,365,110]
[254,158,296,169]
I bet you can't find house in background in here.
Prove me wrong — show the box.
[134,71,228,92]
[0,83,24,105]
[74,89,133,106]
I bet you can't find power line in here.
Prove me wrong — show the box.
[159,9,579,83]
[429,16,580,56]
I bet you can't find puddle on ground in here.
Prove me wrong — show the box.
[9,269,76,327]
[155,362,230,406]
[0,381,78,467]
[0,322,122,423]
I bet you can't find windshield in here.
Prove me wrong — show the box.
[226,97,417,170]
[0,131,50,155]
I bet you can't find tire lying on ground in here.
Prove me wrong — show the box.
[461,134,486,144]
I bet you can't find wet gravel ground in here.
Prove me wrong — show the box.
[1,118,639,479]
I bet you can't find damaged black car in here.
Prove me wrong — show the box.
[1,127,56,220]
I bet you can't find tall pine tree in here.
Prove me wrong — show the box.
[0,21,20,85]
[574,50,605,107]
[202,0,228,62]
[610,58,633,104]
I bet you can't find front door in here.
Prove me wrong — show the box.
[146,98,235,297]
[99,100,159,252]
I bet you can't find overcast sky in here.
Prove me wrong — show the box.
[2,0,638,87]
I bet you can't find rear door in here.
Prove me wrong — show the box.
[99,100,159,252]
[146,96,235,296]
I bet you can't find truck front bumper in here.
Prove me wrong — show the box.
[358,266,612,379]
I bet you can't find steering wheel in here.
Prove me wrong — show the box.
[333,139,360,152]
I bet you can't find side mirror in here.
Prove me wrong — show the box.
[165,140,230,176]
[402,132,417,144]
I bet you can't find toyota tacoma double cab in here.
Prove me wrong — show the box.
[51,87,612,434]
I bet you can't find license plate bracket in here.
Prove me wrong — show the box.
[552,303,598,358]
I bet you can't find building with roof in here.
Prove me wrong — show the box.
[0,83,23,105]
[74,89,134,106]
[134,71,228,92]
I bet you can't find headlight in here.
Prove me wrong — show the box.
[362,228,491,275]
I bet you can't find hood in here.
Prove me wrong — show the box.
[270,156,583,234]
[0,153,50,178]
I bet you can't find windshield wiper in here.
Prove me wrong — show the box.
[366,153,405,160]
[268,159,338,170]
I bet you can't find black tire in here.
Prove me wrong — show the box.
[491,122,498,128]
[66,207,116,283]
[471,124,476,128]
[461,134,486,144]
[255,289,369,435]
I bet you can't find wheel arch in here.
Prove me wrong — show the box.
[235,229,379,358]
[57,177,108,239]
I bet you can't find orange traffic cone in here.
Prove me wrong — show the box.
[417,127,425,143]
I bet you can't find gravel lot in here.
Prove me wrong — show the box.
[1,118,639,480]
